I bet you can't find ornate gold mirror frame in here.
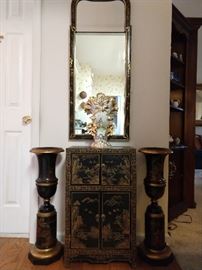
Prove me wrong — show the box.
[69,0,131,140]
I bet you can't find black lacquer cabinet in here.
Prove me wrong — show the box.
[64,147,136,268]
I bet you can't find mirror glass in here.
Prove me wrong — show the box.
[74,32,126,136]
[196,85,202,122]
[69,0,131,140]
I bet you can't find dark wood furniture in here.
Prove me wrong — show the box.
[169,6,200,221]
[64,147,136,268]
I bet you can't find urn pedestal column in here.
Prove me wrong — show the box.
[138,147,173,265]
[28,147,64,265]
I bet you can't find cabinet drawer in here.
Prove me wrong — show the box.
[101,154,131,185]
[71,153,100,185]
[70,152,131,186]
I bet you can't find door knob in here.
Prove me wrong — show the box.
[22,115,32,125]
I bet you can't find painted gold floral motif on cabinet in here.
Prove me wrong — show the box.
[102,154,130,185]
[71,154,100,184]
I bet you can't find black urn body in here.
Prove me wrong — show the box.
[138,147,173,265]
[28,147,64,265]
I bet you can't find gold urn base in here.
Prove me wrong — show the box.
[138,242,174,266]
[28,241,63,265]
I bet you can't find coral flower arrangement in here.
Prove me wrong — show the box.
[83,92,118,147]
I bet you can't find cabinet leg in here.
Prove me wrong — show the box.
[64,258,71,269]
[131,260,136,269]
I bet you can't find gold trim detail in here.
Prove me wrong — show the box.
[37,211,56,218]
[30,147,64,154]
[36,182,57,187]
[29,241,63,260]
[139,242,173,261]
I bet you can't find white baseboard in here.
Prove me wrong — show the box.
[57,232,65,244]
[0,233,29,238]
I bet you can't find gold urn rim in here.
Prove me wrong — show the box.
[30,147,64,154]
[139,147,172,155]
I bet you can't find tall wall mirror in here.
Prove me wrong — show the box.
[69,0,131,140]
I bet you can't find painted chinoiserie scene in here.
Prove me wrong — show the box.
[102,193,130,249]
[71,192,100,249]
[71,153,131,186]
[65,147,136,267]
[101,154,130,185]
[71,154,100,184]
[70,192,130,250]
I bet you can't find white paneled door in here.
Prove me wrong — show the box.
[0,0,34,234]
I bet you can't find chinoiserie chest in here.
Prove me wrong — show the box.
[64,147,136,268]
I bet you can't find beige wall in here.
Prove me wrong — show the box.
[36,0,172,243]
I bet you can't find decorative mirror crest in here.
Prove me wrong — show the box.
[69,0,131,141]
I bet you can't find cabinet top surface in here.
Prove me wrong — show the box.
[66,146,136,152]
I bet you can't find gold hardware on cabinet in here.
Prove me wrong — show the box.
[101,214,106,222]
[22,115,32,125]
[95,214,99,223]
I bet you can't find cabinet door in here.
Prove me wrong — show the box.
[101,154,130,185]
[101,192,130,249]
[70,192,100,248]
[71,153,100,184]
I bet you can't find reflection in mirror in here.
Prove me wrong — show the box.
[69,0,131,140]
[74,32,126,136]
[196,84,202,122]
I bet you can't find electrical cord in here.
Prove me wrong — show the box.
[168,214,193,235]
[174,214,192,224]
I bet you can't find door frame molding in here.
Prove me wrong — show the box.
[29,0,41,244]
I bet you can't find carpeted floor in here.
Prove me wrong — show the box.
[169,170,202,270]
